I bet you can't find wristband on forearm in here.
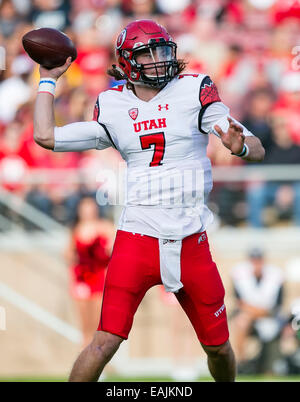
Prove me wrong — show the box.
[231,144,249,158]
[38,77,56,96]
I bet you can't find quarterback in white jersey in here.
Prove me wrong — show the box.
[34,20,265,382]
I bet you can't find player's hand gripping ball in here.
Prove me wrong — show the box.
[22,27,77,69]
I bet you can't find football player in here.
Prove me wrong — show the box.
[34,20,265,382]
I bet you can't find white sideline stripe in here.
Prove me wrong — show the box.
[0,282,81,343]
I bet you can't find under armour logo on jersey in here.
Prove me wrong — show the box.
[128,108,139,120]
[158,104,169,111]
[198,233,207,244]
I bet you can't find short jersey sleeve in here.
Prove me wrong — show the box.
[198,76,222,134]
[197,76,254,138]
[199,76,222,108]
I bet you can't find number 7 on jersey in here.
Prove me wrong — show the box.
[140,132,166,167]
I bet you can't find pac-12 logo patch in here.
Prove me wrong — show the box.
[128,107,139,120]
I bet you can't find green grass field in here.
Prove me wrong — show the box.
[0,375,299,382]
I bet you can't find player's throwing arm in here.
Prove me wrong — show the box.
[33,57,73,150]
[22,28,76,149]
[23,28,106,153]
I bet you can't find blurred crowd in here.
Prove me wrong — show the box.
[1,0,300,228]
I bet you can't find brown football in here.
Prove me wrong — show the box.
[22,27,77,69]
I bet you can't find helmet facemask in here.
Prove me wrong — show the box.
[126,41,179,88]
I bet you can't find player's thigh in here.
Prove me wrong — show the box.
[98,230,160,338]
[180,232,225,305]
[176,232,228,345]
[105,231,159,291]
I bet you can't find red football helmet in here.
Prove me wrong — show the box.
[115,20,179,88]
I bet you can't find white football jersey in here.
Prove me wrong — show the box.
[231,262,284,310]
[54,74,253,240]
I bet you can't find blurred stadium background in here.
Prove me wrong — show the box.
[0,0,300,382]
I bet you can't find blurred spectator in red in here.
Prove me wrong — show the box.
[176,33,205,73]
[216,43,244,82]
[187,16,227,79]
[64,195,115,349]
[155,0,195,36]
[268,20,298,84]
[72,11,111,96]
[215,43,249,115]
[14,101,35,138]
[271,0,300,25]
[22,133,55,221]
[214,0,244,26]
[0,121,33,193]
